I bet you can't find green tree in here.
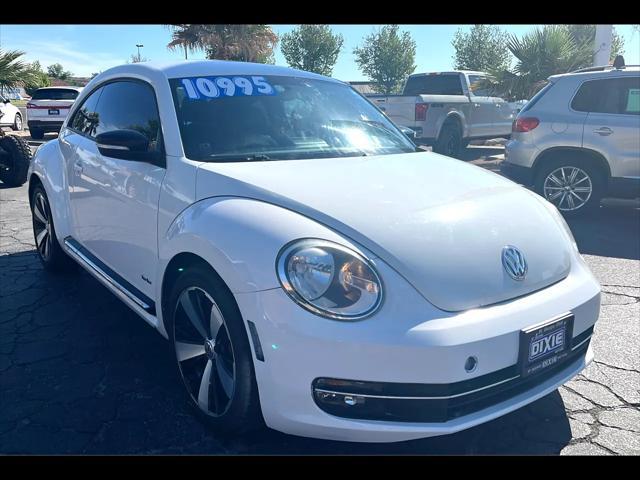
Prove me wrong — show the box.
[452,24,511,72]
[490,26,595,101]
[281,25,343,76]
[353,25,416,94]
[0,49,38,92]
[167,24,278,63]
[47,63,72,80]
[24,61,51,96]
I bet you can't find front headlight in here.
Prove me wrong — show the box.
[276,239,383,320]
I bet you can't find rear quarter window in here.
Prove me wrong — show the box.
[571,76,640,115]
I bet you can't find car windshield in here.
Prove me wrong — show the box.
[32,88,79,100]
[169,75,417,162]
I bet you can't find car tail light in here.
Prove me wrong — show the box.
[415,103,428,121]
[26,103,36,109]
[513,117,539,132]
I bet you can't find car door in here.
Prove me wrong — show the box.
[68,79,166,302]
[576,76,640,180]
[466,74,496,138]
[0,94,14,126]
[489,88,516,137]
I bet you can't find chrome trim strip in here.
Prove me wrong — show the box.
[64,238,151,310]
[571,335,592,351]
[96,143,130,151]
[315,374,521,401]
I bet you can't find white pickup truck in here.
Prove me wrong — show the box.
[369,71,517,157]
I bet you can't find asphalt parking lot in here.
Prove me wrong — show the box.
[0,140,638,454]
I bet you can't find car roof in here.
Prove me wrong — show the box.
[549,66,640,82]
[36,86,84,91]
[96,60,343,84]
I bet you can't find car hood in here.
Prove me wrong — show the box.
[196,152,572,312]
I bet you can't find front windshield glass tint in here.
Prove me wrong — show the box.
[169,75,416,161]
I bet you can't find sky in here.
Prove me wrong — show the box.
[1,24,639,81]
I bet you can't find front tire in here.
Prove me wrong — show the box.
[167,264,261,435]
[30,184,76,272]
[534,159,604,217]
[0,134,31,187]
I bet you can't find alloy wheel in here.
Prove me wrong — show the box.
[173,286,236,417]
[543,166,593,211]
[32,191,52,261]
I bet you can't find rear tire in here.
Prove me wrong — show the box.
[534,157,605,217]
[30,128,44,140]
[167,264,262,436]
[30,184,76,272]
[0,134,31,187]
[434,121,463,158]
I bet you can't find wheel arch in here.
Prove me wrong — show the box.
[436,111,466,140]
[532,147,611,182]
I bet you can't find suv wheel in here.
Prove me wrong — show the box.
[167,264,262,435]
[535,160,604,216]
[12,113,23,131]
[30,128,44,140]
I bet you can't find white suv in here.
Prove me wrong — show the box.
[26,86,83,140]
[502,61,640,215]
[28,61,600,442]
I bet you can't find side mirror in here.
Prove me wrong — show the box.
[399,125,416,139]
[95,129,160,163]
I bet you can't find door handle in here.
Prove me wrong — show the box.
[473,103,481,108]
[594,127,613,136]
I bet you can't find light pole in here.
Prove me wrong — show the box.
[136,44,144,59]
[593,26,613,67]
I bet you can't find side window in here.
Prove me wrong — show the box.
[468,75,491,96]
[70,87,103,137]
[572,77,640,115]
[93,80,162,152]
[621,77,640,114]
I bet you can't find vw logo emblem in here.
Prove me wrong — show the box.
[502,246,527,281]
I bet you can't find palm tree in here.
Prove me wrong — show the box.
[489,25,625,102]
[166,25,278,63]
[0,49,38,92]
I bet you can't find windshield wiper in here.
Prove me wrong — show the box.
[206,153,273,162]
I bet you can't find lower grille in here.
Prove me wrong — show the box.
[313,327,592,423]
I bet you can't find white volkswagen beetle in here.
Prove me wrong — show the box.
[28,61,601,443]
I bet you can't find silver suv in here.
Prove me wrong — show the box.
[502,61,640,216]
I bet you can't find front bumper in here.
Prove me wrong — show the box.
[235,255,600,442]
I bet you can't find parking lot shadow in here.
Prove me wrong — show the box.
[567,204,640,260]
[0,250,574,454]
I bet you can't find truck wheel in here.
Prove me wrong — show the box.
[30,128,45,140]
[534,158,604,217]
[12,113,23,131]
[0,134,31,187]
[434,122,463,158]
